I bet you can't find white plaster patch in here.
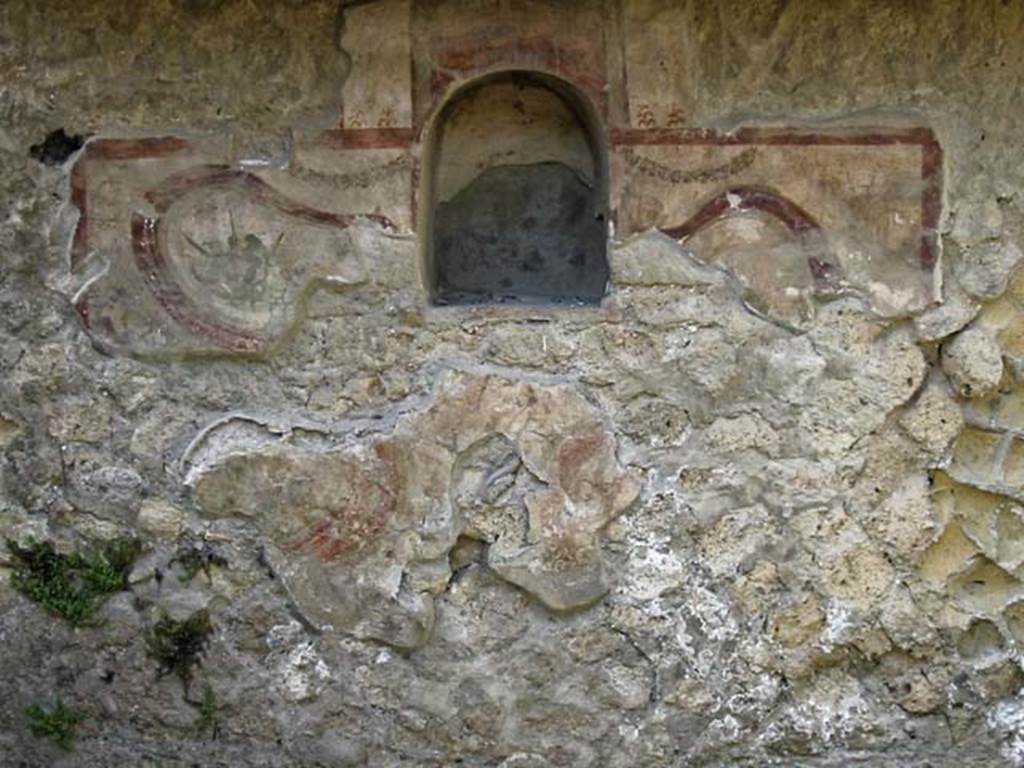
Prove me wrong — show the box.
[867,281,920,314]
[619,533,687,602]
[990,694,1024,766]
[821,600,857,649]
[267,621,332,703]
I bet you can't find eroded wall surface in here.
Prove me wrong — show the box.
[2,1,1024,766]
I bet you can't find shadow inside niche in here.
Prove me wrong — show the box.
[433,161,608,306]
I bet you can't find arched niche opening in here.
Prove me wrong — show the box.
[421,71,609,306]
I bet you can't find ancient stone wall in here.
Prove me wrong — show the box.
[1,1,1024,766]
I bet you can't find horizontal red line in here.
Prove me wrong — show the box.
[316,127,416,150]
[611,126,936,147]
[80,126,938,156]
[85,136,193,160]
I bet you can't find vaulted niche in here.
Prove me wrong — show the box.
[422,72,609,306]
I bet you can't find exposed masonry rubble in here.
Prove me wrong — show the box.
[2,1,1024,767]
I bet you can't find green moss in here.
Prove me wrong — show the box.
[192,682,221,738]
[145,609,213,693]
[26,700,81,751]
[6,538,141,626]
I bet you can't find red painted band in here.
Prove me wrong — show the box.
[316,128,416,150]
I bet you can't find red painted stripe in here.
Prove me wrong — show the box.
[611,126,936,147]
[920,135,944,269]
[70,161,89,271]
[85,136,193,160]
[316,127,416,150]
[430,37,607,110]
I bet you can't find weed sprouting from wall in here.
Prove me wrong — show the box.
[192,682,221,739]
[145,609,214,694]
[26,700,81,751]
[6,538,142,626]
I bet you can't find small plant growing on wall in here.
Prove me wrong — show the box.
[26,700,81,751]
[192,682,221,739]
[6,538,141,626]
[145,609,214,694]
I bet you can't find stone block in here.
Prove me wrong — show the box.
[942,327,1005,399]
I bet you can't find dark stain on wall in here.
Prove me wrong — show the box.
[30,128,85,166]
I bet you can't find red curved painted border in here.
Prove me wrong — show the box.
[145,165,396,231]
[660,186,821,240]
[659,186,839,284]
[71,137,195,271]
[130,168,396,353]
[131,213,269,353]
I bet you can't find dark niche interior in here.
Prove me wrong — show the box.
[425,72,609,306]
